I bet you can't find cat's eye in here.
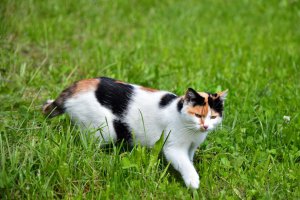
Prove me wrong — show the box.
[210,116,217,119]
[195,114,203,118]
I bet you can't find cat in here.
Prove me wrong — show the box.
[42,77,227,189]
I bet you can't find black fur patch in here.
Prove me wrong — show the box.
[159,93,177,108]
[208,96,224,116]
[177,98,184,112]
[95,77,134,117]
[113,119,132,142]
[52,101,65,115]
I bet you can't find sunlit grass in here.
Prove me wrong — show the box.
[0,0,299,198]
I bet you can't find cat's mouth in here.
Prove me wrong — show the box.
[200,127,209,132]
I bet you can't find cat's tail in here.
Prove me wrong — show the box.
[42,78,100,118]
[42,99,65,118]
[42,81,77,118]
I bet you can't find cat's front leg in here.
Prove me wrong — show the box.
[163,147,199,189]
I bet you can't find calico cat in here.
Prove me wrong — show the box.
[43,77,227,189]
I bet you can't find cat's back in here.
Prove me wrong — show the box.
[43,76,179,144]
[44,77,177,119]
[94,77,175,114]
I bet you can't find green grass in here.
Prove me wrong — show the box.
[1,0,300,199]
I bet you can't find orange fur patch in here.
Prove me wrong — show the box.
[140,86,158,92]
[115,80,126,84]
[73,78,100,95]
[188,105,209,125]
[187,105,209,116]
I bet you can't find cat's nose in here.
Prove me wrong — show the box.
[203,125,208,130]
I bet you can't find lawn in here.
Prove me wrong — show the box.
[0,0,299,199]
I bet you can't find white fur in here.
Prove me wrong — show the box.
[63,86,223,189]
[64,91,117,142]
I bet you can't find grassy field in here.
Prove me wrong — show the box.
[1,0,300,199]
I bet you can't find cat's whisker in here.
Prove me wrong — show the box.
[177,126,199,135]
[176,125,194,131]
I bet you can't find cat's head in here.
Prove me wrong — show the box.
[179,88,227,132]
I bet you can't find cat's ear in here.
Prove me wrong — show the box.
[185,88,199,102]
[185,88,197,101]
[217,89,228,101]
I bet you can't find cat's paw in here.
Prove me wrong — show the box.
[183,173,200,189]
